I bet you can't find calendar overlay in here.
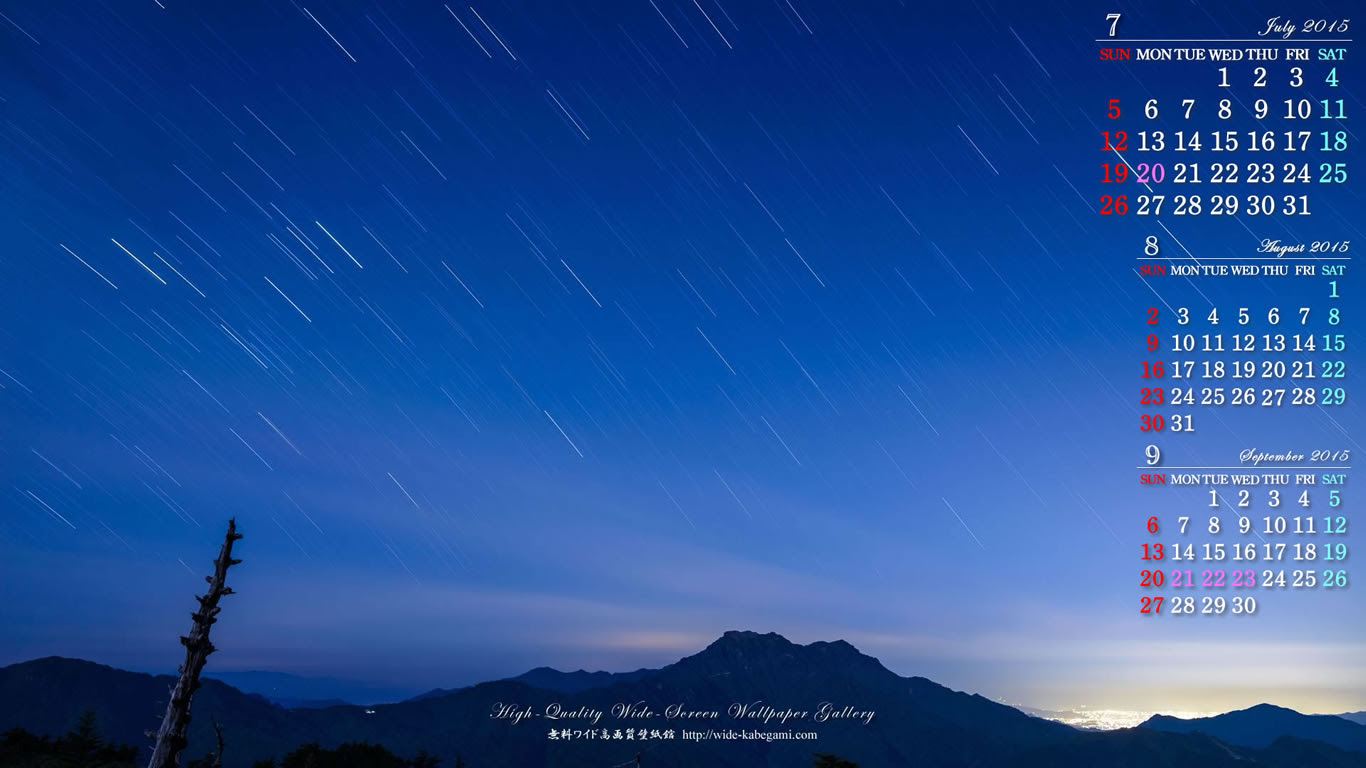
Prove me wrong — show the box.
[1099,14,1354,617]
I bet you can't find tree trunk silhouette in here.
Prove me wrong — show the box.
[147,519,243,768]
[209,716,225,768]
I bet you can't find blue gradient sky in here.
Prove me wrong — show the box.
[0,0,1361,714]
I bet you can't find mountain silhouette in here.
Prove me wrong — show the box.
[207,669,421,706]
[272,697,354,710]
[3,632,1363,767]
[1007,728,1366,768]
[1142,703,1366,753]
[509,666,657,693]
[406,665,656,703]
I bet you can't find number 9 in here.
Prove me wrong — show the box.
[1146,444,1162,466]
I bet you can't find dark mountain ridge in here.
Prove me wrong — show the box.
[509,665,657,694]
[1142,702,1366,753]
[3,631,1363,767]
[206,669,422,707]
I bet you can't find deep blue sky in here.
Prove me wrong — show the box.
[0,0,1361,714]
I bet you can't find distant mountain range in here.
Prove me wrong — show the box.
[407,666,656,705]
[2,631,1363,767]
[1143,704,1366,754]
[205,669,423,708]
[507,666,659,695]
[199,664,661,709]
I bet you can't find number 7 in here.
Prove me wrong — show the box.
[1107,13,1121,37]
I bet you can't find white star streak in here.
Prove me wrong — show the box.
[780,339,834,410]
[264,275,312,322]
[784,0,813,34]
[616,302,654,348]
[191,85,243,133]
[273,516,311,559]
[284,490,325,534]
[154,252,206,297]
[892,268,936,316]
[260,411,303,455]
[544,411,583,457]
[942,498,985,549]
[547,89,590,140]
[388,472,421,509]
[26,490,75,529]
[876,440,918,490]
[98,520,134,551]
[222,171,273,219]
[32,449,82,489]
[0,366,30,392]
[288,226,334,274]
[1075,492,1123,546]
[957,125,999,175]
[183,369,231,413]
[658,480,697,529]
[401,130,447,179]
[441,261,485,308]
[648,0,688,47]
[110,238,167,284]
[233,142,284,190]
[243,106,296,155]
[172,164,226,211]
[1134,267,1179,317]
[678,269,715,316]
[785,238,824,287]
[696,326,736,375]
[1008,26,1050,78]
[713,469,752,518]
[999,95,1039,144]
[363,225,407,272]
[440,386,481,432]
[760,416,801,466]
[229,427,273,469]
[469,7,516,60]
[930,241,973,291]
[743,182,783,231]
[445,5,492,57]
[315,221,363,268]
[303,8,357,62]
[561,259,602,306]
[385,542,420,582]
[1156,218,1203,265]
[692,0,732,49]
[0,10,40,44]
[896,385,940,436]
[879,186,921,236]
[220,324,270,369]
[59,244,118,289]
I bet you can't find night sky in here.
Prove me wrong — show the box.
[1,0,1362,715]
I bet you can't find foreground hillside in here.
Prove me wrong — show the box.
[2,631,1363,768]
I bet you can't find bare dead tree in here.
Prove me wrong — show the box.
[147,519,243,768]
[209,716,225,768]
